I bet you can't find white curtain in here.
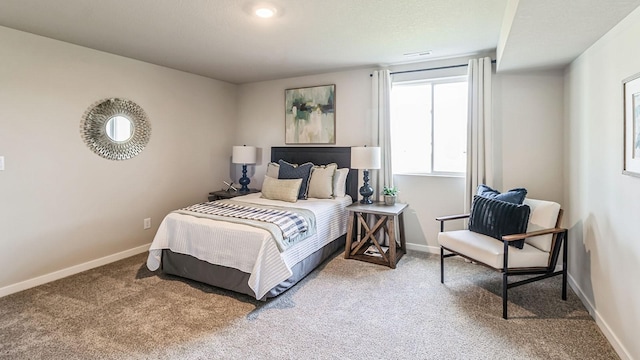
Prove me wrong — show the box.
[465,57,493,212]
[371,69,392,202]
[370,69,393,246]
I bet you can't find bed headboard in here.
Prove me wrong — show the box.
[270,146,358,202]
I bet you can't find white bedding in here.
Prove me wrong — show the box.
[147,193,352,299]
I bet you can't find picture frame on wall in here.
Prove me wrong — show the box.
[285,84,336,144]
[623,73,640,177]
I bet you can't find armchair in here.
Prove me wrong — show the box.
[436,198,568,319]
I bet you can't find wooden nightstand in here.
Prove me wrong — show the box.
[208,188,260,201]
[344,202,408,269]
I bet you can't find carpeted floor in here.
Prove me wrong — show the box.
[0,251,619,360]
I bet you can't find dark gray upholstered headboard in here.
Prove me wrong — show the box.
[270,146,358,202]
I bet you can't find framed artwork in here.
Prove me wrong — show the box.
[623,73,640,177]
[285,84,335,144]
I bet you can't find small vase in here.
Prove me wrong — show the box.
[384,195,396,206]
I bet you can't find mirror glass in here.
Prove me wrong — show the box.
[105,116,133,142]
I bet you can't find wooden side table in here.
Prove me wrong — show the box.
[208,188,260,201]
[344,202,408,269]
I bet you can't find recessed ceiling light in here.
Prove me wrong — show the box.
[243,2,282,19]
[255,6,277,18]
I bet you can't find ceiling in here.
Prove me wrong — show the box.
[0,0,639,84]
[497,0,640,72]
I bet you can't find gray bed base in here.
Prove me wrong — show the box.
[162,235,346,300]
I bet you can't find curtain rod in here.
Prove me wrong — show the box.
[370,59,496,77]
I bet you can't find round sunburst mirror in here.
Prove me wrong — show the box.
[81,98,151,160]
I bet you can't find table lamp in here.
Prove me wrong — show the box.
[232,145,257,193]
[350,146,381,204]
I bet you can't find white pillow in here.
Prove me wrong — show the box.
[266,162,279,178]
[261,176,301,203]
[333,168,349,197]
[308,163,337,199]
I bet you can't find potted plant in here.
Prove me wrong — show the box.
[382,186,398,205]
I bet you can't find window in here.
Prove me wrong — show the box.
[390,76,468,175]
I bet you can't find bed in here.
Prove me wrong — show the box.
[146,146,358,300]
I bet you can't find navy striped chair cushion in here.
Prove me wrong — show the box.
[468,195,531,249]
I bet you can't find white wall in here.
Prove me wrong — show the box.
[235,68,372,184]
[493,70,565,204]
[565,7,640,359]
[0,26,237,294]
[236,60,565,253]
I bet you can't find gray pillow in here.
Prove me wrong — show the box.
[278,160,313,199]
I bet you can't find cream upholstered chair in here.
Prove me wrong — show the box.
[436,197,568,319]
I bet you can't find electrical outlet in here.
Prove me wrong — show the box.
[143,218,151,230]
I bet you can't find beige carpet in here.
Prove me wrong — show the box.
[0,251,618,359]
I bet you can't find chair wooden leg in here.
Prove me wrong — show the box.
[440,247,444,284]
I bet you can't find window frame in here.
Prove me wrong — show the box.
[391,75,468,177]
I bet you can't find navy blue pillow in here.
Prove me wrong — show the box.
[477,184,527,204]
[278,160,313,199]
[468,195,530,249]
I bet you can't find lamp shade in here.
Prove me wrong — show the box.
[351,146,381,169]
[232,145,257,164]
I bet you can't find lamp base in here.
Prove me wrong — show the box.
[359,169,374,204]
[238,164,250,192]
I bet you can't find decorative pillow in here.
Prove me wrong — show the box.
[468,195,531,249]
[260,176,302,203]
[477,184,527,204]
[308,163,337,199]
[266,162,280,178]
[332,168,349,197]
[278,160,313,199]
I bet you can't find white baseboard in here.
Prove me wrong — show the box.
[568,274,631,360]
[0,243,151,298]
[406,243,440,254]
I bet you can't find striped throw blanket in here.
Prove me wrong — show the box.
[180,201,309,243]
